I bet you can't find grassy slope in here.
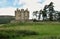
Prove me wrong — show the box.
[0,22,60,39]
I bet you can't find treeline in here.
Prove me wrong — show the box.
[0,16,15,24]
[33,2,60,22]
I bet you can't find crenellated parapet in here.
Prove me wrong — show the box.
[15,8,29,22]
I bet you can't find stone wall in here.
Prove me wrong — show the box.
[15,8,29,22]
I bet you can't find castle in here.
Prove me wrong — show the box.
[15,8,29,22]
[0,2,60,24]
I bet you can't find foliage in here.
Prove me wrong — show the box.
[0,30,38,39]
[0,17,14,24]
[32,2,60,21]
[0,22,60,39]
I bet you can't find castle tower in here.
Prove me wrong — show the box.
[20,9,25,21]
[15,8,29,22]
[15,8,21,21]
[24,8,29,21]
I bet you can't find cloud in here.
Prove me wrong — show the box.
[0,0,25,16]
[0,7,15,16]
[0,0,25,8]
[52,0,60,11]
[19,0,45,18]
[0,0,45,12]
[0,0,60,19]
[42,0,60,11]
[38,0,45,4]
[0,0,44,19]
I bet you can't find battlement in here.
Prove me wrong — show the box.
[15,8,29,22]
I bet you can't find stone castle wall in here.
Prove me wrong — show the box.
[15,8,29,22]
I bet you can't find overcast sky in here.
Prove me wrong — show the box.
[0,0,60,18]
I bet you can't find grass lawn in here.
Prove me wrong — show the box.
[0,22,60,39]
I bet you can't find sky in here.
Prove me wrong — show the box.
[0,0,60,19]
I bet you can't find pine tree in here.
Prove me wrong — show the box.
[42,5,47,20]
[48,2,54,21]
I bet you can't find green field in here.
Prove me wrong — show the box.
[0,22,60,39]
